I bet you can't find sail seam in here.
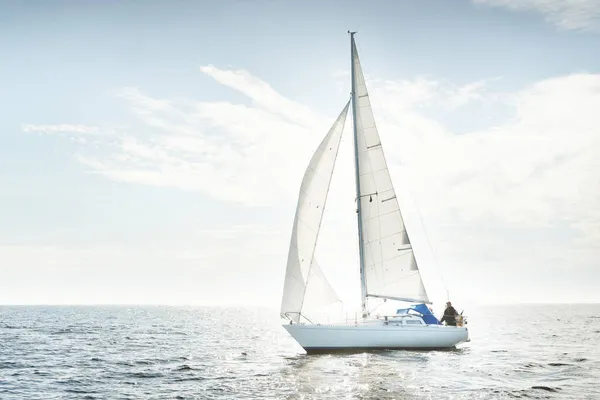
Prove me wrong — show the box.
[366,252,414,264]
[362,209,402,220]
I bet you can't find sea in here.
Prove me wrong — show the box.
[1,304,599,399]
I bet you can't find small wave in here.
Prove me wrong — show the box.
[134,357,189,365]
[500,386,562,398]
[33,370,51,376]
[548,362,570,367]
[57,378,87,386]
[175,364,195,371]
[52,328,74,334]
[116,361,134,367]
[522,362,545,369]
[1,323,23,329]
[0,361,28,369]
[127,372,164,378]
[65,388,95,394]
[172,377,206,382]
[135,360,154,365]
[532,386,560,392]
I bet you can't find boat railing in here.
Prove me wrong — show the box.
[281,312,316,325]
[282,311,467,327]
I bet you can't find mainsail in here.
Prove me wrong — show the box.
[350,34,430,308]
[280,100,351,322]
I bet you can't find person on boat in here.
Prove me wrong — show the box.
[440,301,458,326]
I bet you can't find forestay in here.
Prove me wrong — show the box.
[351,37,430,304]
[280,100,351,322]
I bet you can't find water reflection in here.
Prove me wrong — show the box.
[277,348,444,399]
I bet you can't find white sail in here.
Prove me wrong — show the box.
[351,37,430,305]
[280,100,351,322]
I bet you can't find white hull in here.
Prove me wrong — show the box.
[283,322,469,353]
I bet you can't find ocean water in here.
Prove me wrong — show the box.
[1,304,599,399]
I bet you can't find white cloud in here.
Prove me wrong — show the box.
[70,80,331,207]
[399,73,600,228]
[472,0,600,31]
[371,77,495,111]
[199,65,326,130]
[22,124,101,135]
[19,64,600,305]
[21,124,109,146]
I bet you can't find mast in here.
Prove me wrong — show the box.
[349,31,368,317]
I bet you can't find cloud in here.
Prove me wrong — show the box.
[22,124,101,135]
[21,64,600,305]
[200,65,326,130]
[67,79,336,206]
[399,73,600,228]
[472,0,600,31]
[21,124,109,145]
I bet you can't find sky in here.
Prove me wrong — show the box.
[1,0,599,309]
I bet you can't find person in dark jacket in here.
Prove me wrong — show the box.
[440,301,458,326]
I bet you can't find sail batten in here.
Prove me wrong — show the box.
[280,100,351,322]
[351,35,430,305]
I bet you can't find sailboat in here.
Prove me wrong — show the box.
[280,32,469,353]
